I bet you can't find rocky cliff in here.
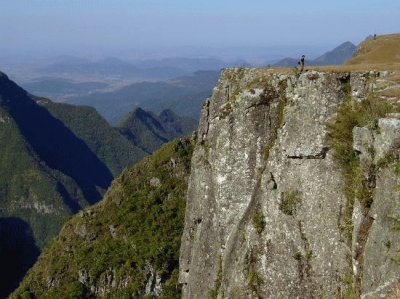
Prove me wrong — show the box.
[179,68,400,298]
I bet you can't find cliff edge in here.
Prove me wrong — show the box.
[179,67,400,298]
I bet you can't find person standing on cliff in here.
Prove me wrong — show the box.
[300,55,305,72]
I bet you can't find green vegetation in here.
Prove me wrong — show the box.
[263,79,288,161]
[387,215,400,232]
[0,106,70,245]
[340,274,355,299]
[326,81,399,298]
[209,255,223,299]
[251,210,266,235]
[223,67,247,100]
[0,81,147,248]
[386,214,400,267]
[294,220,313,280]
[376,143,400,170]
[293,251,302,260]
[43,99,146,176]
[0,106,70,297]
[244,248,263,295]
[117,107,197,154]
[0,73,148,297]
[291,67,301,76]
[279,190,301,216]
[11,138,194,298]
[326,90,392,243]
[247,270,263,291]
[306,250,313,261]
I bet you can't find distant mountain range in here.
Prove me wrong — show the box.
[39,56,248,81]
[273,41,357,67]
[61,42,355,126]
[0,70,196,297]
[67,70,220,124]
[41,57,189,80]
[8,34,400,299]
[20,78,108,100]
[15,44,356,130]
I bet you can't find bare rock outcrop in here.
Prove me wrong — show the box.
[179,68,400,298]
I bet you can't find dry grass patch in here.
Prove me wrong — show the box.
[346,33,400,65]
[312,63,400,72]
[380,88,400,99]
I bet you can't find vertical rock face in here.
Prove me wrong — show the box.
[353,117,400,298]
[179,68,400,298]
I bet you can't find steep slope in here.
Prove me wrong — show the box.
[274,41,356,67]
[0,218,39,299]
[179,67,400,298]
[10,33,400,298]
[0,71,146,297]
[117,107,197,153]
[40,99,145,176]
[0,70,91,237]
[0,103,67,298]
[0,71,146,210]
[346,33,400,65]
[11,138,193,299]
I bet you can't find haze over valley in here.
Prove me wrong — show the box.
[1,0,400,298]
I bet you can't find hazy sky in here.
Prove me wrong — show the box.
[1,0,399,60]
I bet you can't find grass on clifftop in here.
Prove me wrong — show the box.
[346,33,400,66]
[11,138,194,299]
[251,33,400,74]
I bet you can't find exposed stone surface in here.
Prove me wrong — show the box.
[144,262,163,297]
[353,126,374,167]
[149,177,161,187]
[374,118,400,162]
[352,119,400,298]
[361,167,400,298]
[179,68,400,298]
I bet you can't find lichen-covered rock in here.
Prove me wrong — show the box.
[361,167,400,298]
[179,68,400,298]
[374,118,400,162]
[353,126,374,167]
[351,119,400,298]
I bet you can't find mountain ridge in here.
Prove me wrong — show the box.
[11,137,194,298]
[9,32,400,299]
[66,70,220,123]
[346,33,400,65]
[0,70,147,297]
[273,41,356,67]
[117,107,197,154]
